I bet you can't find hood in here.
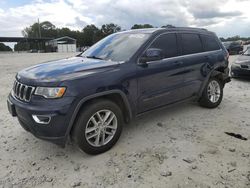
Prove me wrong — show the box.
[236,55,250,64]
[17,56,120,83]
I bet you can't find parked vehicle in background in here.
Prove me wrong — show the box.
[222,41,243,55]
[29,49,38,53]
[7,27,230,155]
[231,48,250,78]
[222,41,231,50]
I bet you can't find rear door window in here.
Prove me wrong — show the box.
[201,35,221,51]
[149,33,178,58]
[180,33,203,55]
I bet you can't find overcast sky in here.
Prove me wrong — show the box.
[0,0,250,39]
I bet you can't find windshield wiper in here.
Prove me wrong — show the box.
[76,52,83,57]
[86,55,104,60]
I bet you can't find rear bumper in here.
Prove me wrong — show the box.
[7,94,76,146]
[221,67,231,83]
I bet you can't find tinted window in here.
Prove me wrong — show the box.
[181,33,202,55]
[201,35,220,51]
[150,33,178,58]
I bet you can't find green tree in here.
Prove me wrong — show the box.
[131,24,154,29]
[219,36,250,42]
[161,24,175,28]
[101,23,121,37]
[0,43,12,51]
[22,21,57,38]
[17,21,123,50]
[14,42,29,51]
[21,21,57,51]
[57,28,84,47]
[219,37,226,42]
[226,35,241,41]
[82,24,101,46]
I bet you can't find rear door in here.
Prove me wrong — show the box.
[178,33,209,98]
[200,34,224,67]
[137,33,187,113]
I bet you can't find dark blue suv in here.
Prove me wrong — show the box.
[7,27,230,154]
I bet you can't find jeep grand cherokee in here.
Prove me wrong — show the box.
[7,27,230,154]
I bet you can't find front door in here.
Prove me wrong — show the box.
[136,33,187,113]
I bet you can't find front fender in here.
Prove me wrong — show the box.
[65,89,133,137]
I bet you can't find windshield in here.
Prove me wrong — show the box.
[243,48,250,56]
[81,33,150,62]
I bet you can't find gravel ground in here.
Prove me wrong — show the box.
[0,53,250,188]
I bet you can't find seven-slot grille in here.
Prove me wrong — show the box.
[12,80,35,102]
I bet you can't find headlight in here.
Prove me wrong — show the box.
[34,87,66,98]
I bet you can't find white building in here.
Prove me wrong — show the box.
[46,36,76,53]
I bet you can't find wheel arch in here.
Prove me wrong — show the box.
[210,67,226,80]
[198,66,230,99]
[66,90,133,138]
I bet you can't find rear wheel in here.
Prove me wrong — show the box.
[199,78,223,108]
[72,99,123,155]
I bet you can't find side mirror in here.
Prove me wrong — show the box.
[139,48,164,64]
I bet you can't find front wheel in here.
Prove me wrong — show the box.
[199,78,223,108]
[72,99,123,155]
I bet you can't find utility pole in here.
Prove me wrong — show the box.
[37,18,41,52]
[38,18,41,38]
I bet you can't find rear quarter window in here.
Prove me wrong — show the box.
[201,35,221,51]
[180,33,203,55]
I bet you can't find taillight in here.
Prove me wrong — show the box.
[226,51,229,60]
[225,51,229,66]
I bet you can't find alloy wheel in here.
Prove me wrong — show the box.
[207,80,221,103]
[85,109,117,147]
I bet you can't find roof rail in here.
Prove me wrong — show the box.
[162,27,209,32]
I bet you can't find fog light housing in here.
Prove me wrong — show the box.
[32,115,51,124]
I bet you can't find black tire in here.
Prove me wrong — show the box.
[72,99,123,155]
[199,77,223,108]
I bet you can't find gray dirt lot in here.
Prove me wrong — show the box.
[0,53,250,188]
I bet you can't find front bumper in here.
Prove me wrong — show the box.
[7,94,76,146]
[231,64,250,77]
